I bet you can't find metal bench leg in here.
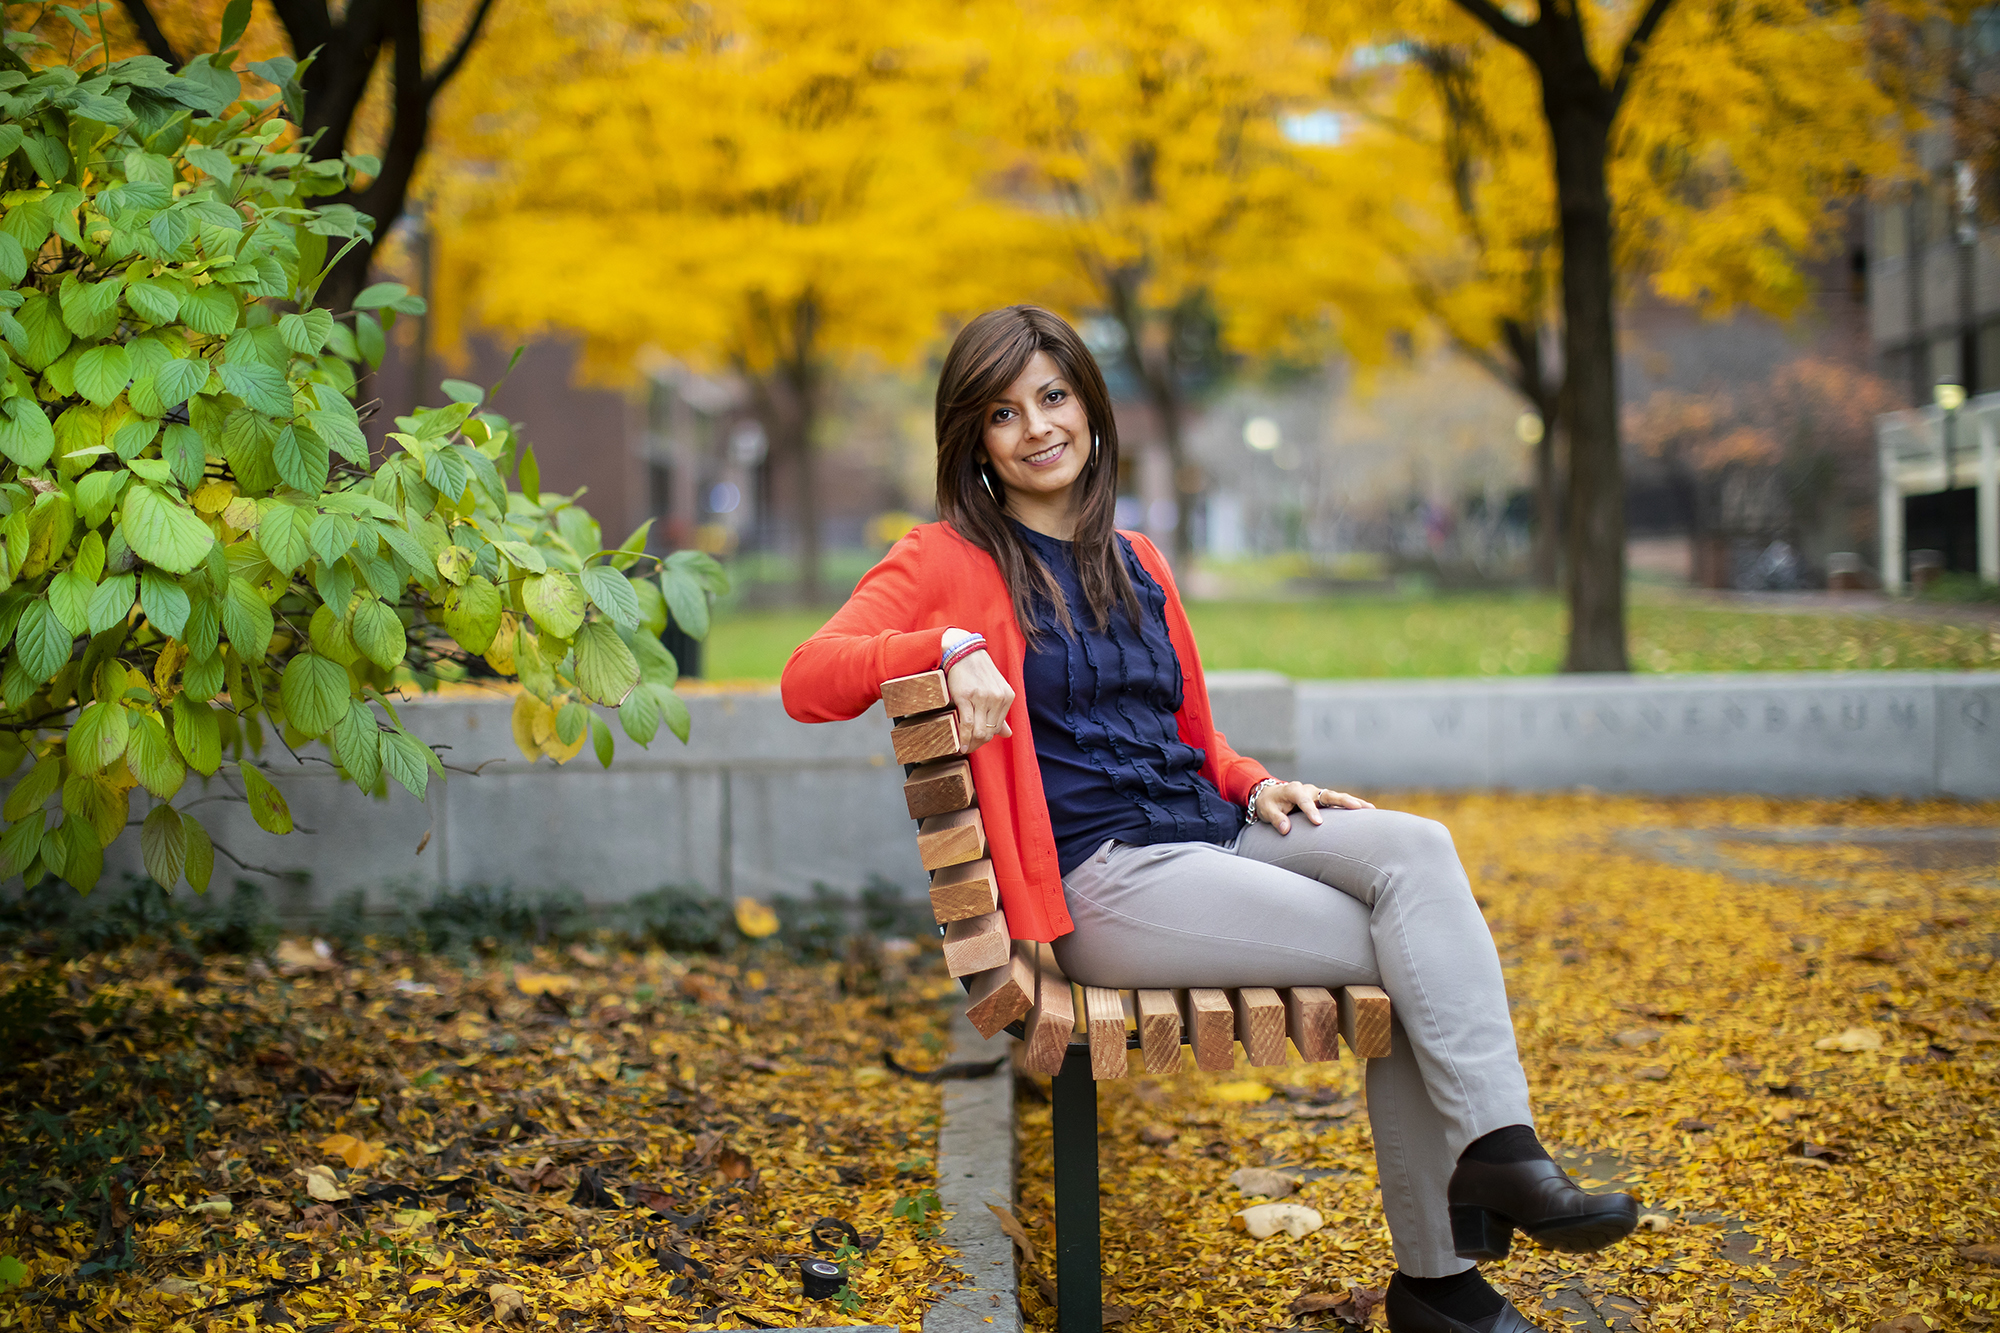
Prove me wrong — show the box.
[1050,1045,1102,1332]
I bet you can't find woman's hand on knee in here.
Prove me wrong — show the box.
[1254,781,1375,834]
[946,649,1014,753]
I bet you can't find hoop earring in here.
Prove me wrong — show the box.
[1091,432,1101,462]
[980,467,998,502]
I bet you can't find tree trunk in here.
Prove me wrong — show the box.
[1545,83,1630,671]
[1532,418,1562,590]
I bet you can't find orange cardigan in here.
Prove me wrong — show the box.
[780,522,1273,942]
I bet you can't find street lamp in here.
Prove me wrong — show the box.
[1936,377,1966,490]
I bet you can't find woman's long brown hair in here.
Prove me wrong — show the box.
[934,305,1138,639]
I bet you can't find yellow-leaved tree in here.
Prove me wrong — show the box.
[1306,0,1911,666]
[426,0,1023,602]
[982,0,1421,563]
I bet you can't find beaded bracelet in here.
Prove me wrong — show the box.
[939,633,989,675]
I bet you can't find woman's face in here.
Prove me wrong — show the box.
[978,350,1092,513]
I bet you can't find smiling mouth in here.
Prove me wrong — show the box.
[1023,441,1068,466]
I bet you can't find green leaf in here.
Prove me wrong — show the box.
[0,812,44,878]
[73,343,130,407]
[219,0,253,49]
[182,814,214,892]
[239,763,292,835]
[332,700,381,790]
[170,695,220,776]
[0,397,54,469]
[522,571,586,639]
[281,653,350,737]
[618,685,660,745]
[435,545,474,586]
[612,518,655,570]
[86,572,136,635]
[218,361,292,417]
[75,529,105,582]
[666,547,731,594]
[308,511,358,567]
[580,566,643,630]
[125,277,181,324]
[272,423,331,493]
[15,600,73,683]
[48,567,94,635]
[660,566,711,639]
[573,620,639,705]
[151,358,209,413]
[589,713,614,768]
[69,700,130,773]
[163,422,206,489]
[379,729,430,800]
[140,801,186,888]
[440,378,484,405]
[423,443,469,500]
[495,541,546,574]
[3,756,61,821]
[59,275,124,340]
[181,594,219,662]
[632,576,668,637]
[180,282,238,337]
[0,232,25,287]
[440,575,501,653]
[354,311,385,367]
[63,815,107,892]
[278,308,334,355]
[353,282,409,310]
[555,698,587,746]
[221,577,273,658]
[518,442,540,503]
[139,569,190,638]
[181,650,223,702]
[121,485,214,573]
[126,711,186,799]
[10,291,72,370]
[658,685,691,744]
[349,597,406,670]
[256,502,309,575]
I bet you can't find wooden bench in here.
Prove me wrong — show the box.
[884,671,1393,1332]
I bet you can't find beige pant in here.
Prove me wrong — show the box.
[1049,808,1533,1276]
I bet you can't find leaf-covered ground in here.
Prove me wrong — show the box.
[0,938,962,1331]
[1014,794,2000,1332]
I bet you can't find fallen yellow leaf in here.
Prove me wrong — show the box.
[1210,1080,1274,1103]
[735,897,780,939]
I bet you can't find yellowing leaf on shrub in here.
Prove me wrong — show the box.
[1210,1080,1274,1103]
[734,897,780,939]
[316,1133,385,1170]
[511,693,549,762]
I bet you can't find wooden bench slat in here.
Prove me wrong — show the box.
[1283,987,1339,1063]
[1021,948,1074,1076]
[1181,988,1236,1071]
[882,670,950,719]
[1232,987,1288,1067]
[916,807,986,871]
[964,945,1036,1038]
[1084,986,1127,1080]
[903,758,974,820]
[941,910,1009,977]
[1338,984,1392,1058]
[1135,989,1181,1074]
[928,857,1000,923]
[891,709,961,766]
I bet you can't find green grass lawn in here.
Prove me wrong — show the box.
[698,590,2000,683]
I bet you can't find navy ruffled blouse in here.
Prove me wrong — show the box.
[1013,522,1243,875]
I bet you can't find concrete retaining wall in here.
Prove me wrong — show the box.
[94,670,1997,915]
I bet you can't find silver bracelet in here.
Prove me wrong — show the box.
[1244,777,1284,823]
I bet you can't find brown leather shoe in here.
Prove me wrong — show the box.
[1385,1273,1545,1332]
[1446,1157,1639,1260]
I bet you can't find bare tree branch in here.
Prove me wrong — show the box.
[424,0,500,99]
[1446,0,1540,61]
[1610,0,1678,112]
[115,0,181,66]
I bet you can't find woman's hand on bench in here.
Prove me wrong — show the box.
[946,649,1014,752]
[1254,781,1375,835]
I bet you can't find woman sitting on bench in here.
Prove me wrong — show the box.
[782,305,1637,1333]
